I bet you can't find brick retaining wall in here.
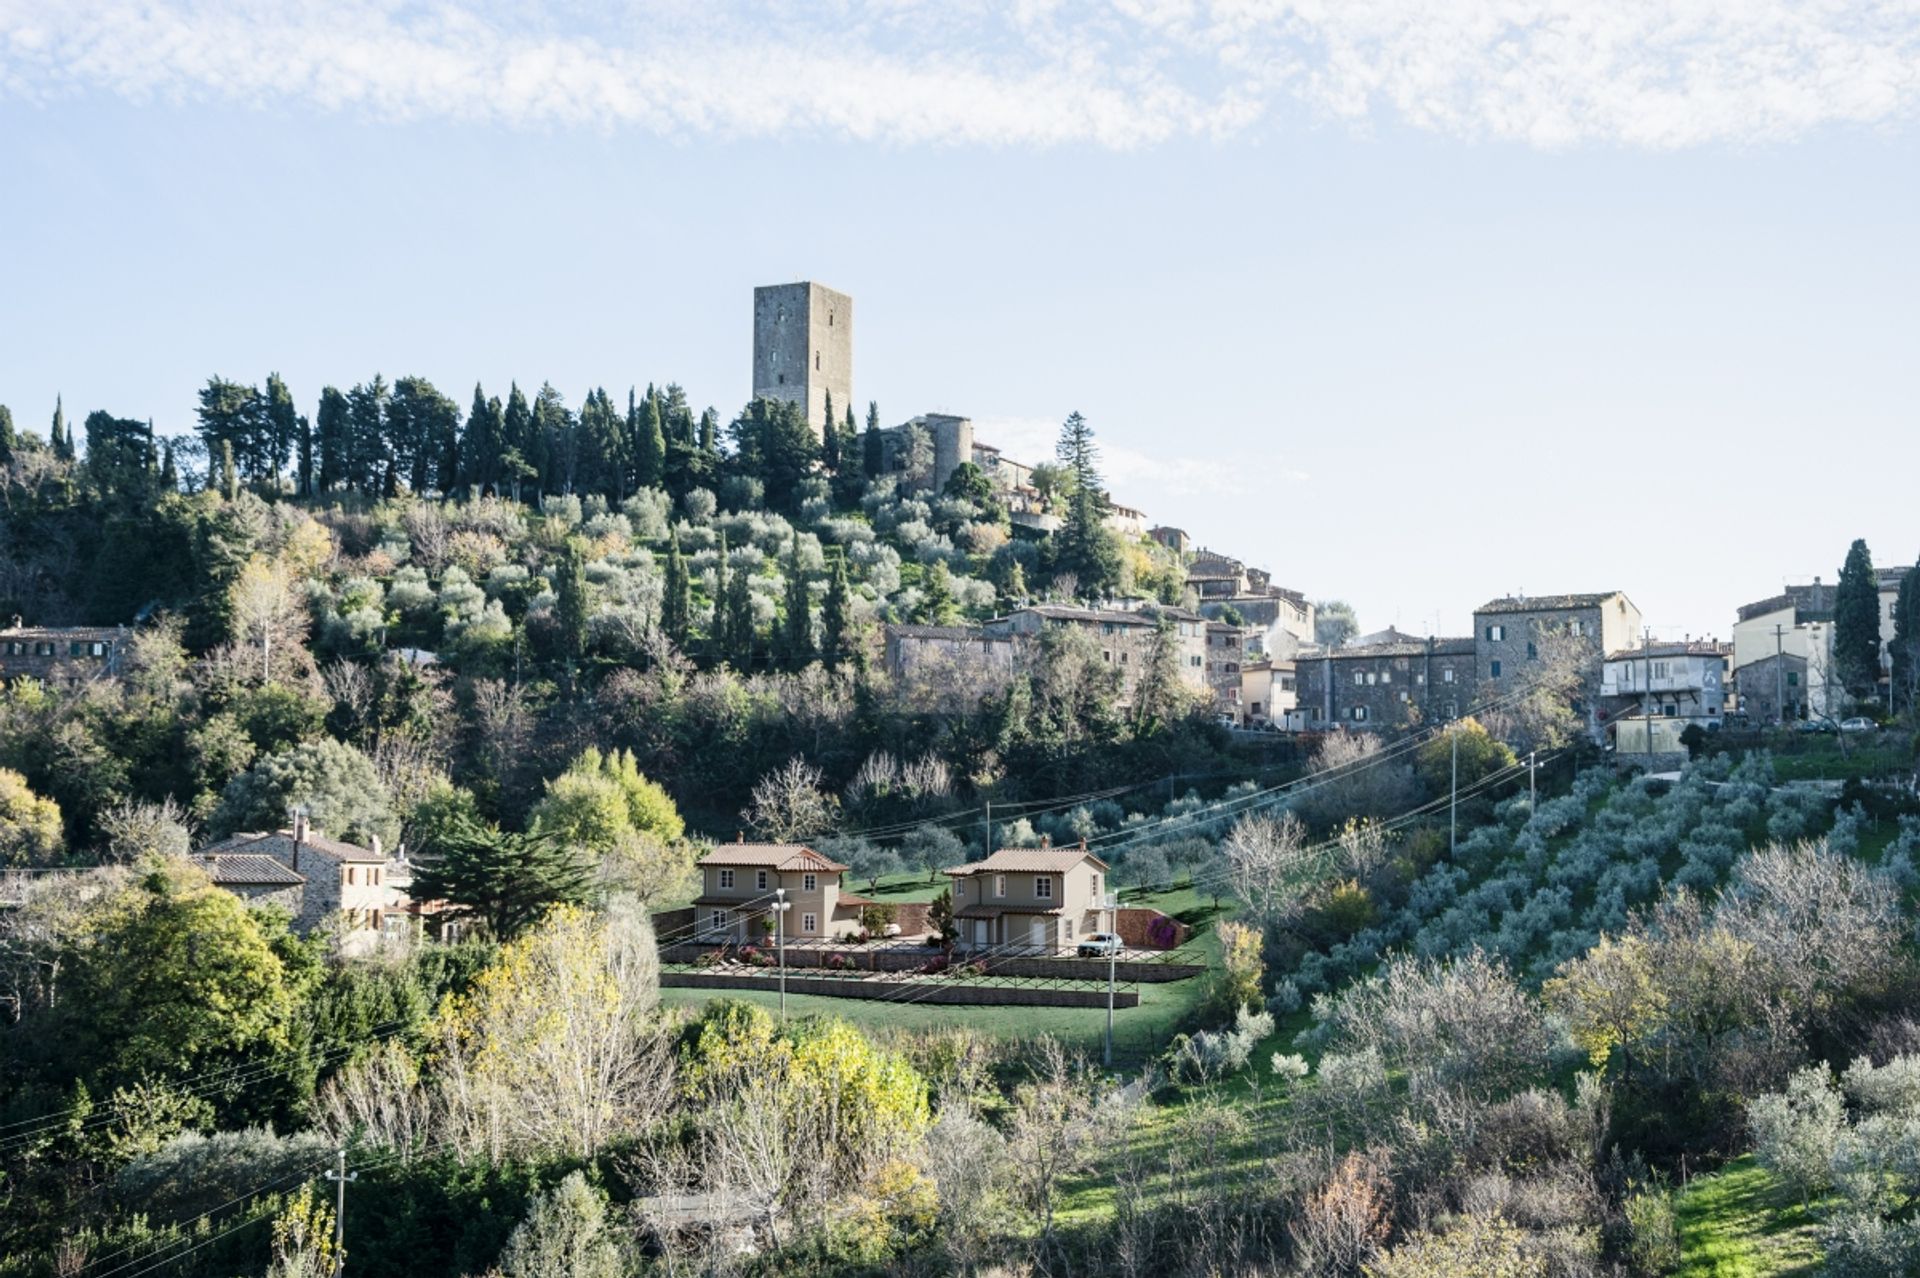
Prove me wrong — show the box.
[661,971,1142,1008]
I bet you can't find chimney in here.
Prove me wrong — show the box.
[370,834,383,860]
[1040,834,1052,849]
[292,809,309,845]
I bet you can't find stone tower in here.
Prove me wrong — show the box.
[752,281,852,441]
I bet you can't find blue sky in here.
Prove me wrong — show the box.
[3,2,1918,640]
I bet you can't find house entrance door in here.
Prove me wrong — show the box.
[974,919,991,947]
[1029,919,1047,951]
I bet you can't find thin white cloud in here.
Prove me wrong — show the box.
[2,1,1918,148]
[970,413,1304,502]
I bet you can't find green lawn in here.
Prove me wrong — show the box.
[1673,1156,1825,1278]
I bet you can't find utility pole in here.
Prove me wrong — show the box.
[1528,750,1537,810]
[772,888,792,1023]
[1774,623,1787,725]
[1103,893,1120,1069]
[325,1148,357,1277]
[1449,723,1459,857]
[983,800,992,856]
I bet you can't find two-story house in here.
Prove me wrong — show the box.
[195,811,394,952]
[0,620,131,687]
[1474,592,1643,731]
[1296,634,1477,730]
[944,843,1111,953]
[1601,641,1732,760]
[692,841,874,943]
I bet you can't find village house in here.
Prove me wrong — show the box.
[944,843,1111,953]
[1731,567,1911,722]
[195,811,395,952]
[693,841,875,943]
[1239,657,1302,729]
[1473,592,1643,725]
[1601,641,1732,764]
[0,620,131,686]
[881,624,1020,686]
[1297,634,1477,730]
[983,603,1208,705]
[1204,621,1248,718]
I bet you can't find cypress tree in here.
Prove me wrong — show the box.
[159,439,178,492]
[821,552,853,669]
[725,549,756,670]
[297,413,314,497]
[662,527,691,647]
[462,383,504,495]
[917,560,958,625]
[862,402,884,479]
[1834,538,1882,700]
[821,390,839,469]
[635,390,666,490]
[503,383,534,496]
[264,372,298,487]
[315,386,350,493]
[711,532,732,657]
[555,536,592,664]
[1892,558,1919,713]
[51,395,73,461]
[698,408,717,458]
[781,536,813,667]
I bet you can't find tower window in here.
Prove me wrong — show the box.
[815,352,820,370]
[778,374,785,385]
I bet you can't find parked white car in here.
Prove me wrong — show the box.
[1839,716,1878,733]
[1076,932,1123,958]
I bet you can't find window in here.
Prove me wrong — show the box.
[803,873,817,892]
[1120,652,1129,664]
[710,909,728,932]
[1036,876,1053,899]
[1380,670,1392,683]
[1662,704,1678,717]
[1102,650,1112,663]
[1353,671,1365,686]
[345,867,355,885]
[1487,624,1505,642]
[719,868,735,889]
[1092,873,1101,899]
[1652,661,1670,678]
[68,641,82,656]
[1366,672,1377,685]
[1569,620,1585,636]
[994,874,1006,898]
[814,352,820,370]
[1064,919,1074,940]
[802,912,817,934]
[1788,672,1800,687]
[1526,642,1538,660]
[1351,706,1369,721]
[89,642,105,657]
[756,870,768,890]
[1490,660,1503,678]
[1443,668,1455,683]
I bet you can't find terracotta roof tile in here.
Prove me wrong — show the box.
[945,846,1110,875]
[697,844,850,873]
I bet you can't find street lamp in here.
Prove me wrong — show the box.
[771,888,793,1023]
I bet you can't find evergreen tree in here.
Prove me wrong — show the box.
[389,376,460,495]
[297,413,313,497]
[196,378,261,483]
[820,552,854,669]
[781,536,813,667]
[503,383,535,498]
[726,398,818,512]
[462,383,506,495]
[315,386,350,492]
[0,404,14,466]
[662,527,691,647]
[220,439,238,502]
[863,402,883,478]
[916,560,958,625]
[1051,411,1122,601]
[1892,558,1919,713]
[1834,538,1882,700]
[346,375,391,494]
[263,372,298,487]
[410,818,594,940]
[159,439,178,492]
[575,386,623,500]
[1004,557,1028,603]
[531,383,572,497]
[711,532,732,658]
[83,411,155,502]
[554,537,592,664]
[697,407,718,458]
[725,548,756,670]
[51,395,74,461]
[633,389,667,490]
[821,390,839,470]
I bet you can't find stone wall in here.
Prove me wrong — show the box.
[1113,907,1190,950]
[661,971,1142,1008]
[1298,642,1476,730]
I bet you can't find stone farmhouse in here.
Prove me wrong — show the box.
[194,812,399,953]
[692,841,877,943]
[945,843,1111,953]
[1474,592,1643,723]
[1296,632,1477,730]
[982,604,1208,706]
[0,620,131,686]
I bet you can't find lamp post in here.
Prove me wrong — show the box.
[772,888,793,1023]
[1103,893,1121,1068]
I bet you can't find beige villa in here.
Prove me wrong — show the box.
[944,843,1112,953]
[693,841,876,943]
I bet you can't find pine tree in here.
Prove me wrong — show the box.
[1834,538,1882,700]
[820,552,854,669]
[781,536,813,667]
[725,549,756,670]
[863,401,884,479]
[462,383,505,495]
[410,818,593,940]
[220,439,238,502]
[662,527,691,647]
[1052,411,1122,601]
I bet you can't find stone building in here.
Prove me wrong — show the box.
[881,624,1020,694]
[0,620,131,686]
[197,811,394,952]
[752,281,852,440]
[984,604,1207,706]
[1198,589,1315,660]
[1204,622,1249,717]
[1472,592,1643,719]
[1731,567,1911,722]
[190,852,306,915]
[1297,635,1477,730]
[878,413,972,493]
[1601,641,1732,766]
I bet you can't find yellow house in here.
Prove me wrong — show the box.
[944,843,1111,952]
[692,841,873,943]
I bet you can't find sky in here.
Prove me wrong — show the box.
[2,1,1918,641]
